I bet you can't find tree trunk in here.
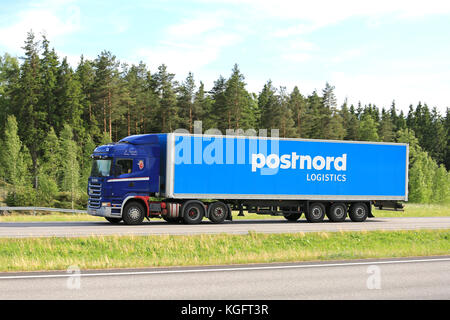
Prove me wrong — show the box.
[127,102,130,136]
[103,98,106,133]
[108,89,112,140]
[189,106,192,133]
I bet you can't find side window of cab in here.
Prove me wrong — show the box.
[116,159,133,176]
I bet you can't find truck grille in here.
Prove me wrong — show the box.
[88,181,102,208]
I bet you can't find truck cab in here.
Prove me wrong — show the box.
[87,134,161,222]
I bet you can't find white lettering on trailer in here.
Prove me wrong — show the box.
[251,153,347,173]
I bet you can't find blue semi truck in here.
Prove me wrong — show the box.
[87,133,409,225]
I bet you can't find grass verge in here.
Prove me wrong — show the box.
[0,229,448,272]
[0,213,103,222]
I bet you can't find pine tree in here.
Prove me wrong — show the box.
[193,81,211,129]
[93,51,120,138]
[209,75,227,131]
[40,127,61,182]
[429,107,446,165]
[55,57,84,137]
[302,91,323,139]
[0,115,30,186]
[0,53,20,134]
[13,31,46,188]
[359,114,379,141]
[224,64,252,130]
[178,72,196,132]
[40,36,59,130]
[288,86,306,137]
[259,80,278,130]
[344,104,360,140]
[277,86,296,137]
[378,108,395,142]
[153,64,178,132]
[59,124,80,209]
[76,55,98,138]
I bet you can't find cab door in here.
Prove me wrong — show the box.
[109,158,151,202]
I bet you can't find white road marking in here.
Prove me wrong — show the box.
[0,257,449,280]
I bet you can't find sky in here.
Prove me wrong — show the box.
[0,0,449,114]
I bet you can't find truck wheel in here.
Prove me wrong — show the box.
[182,202,205,224]
[284,212,302,222]
[305,202,326,223]
[349,202,368,222]
[208,202,228,224]
[122,201,145,225]
[105,217,122,224]
[327,203,347,222]
[163,216,181,224]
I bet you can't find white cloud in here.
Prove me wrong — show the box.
[280,52,312,63]
[136,11,242,78]
[136,32,242,78]
[330,71,450,113]
[330,48,365,64]
[222,0,450,37]
[0,0,81,52]
[166,14,226,38]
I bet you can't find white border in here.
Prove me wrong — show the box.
[166,133,409,201]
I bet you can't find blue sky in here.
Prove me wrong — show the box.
[0,0,449,113]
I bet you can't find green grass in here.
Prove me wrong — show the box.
[0,229,448,272]
[0,213,104,222]
[374,203,450,217]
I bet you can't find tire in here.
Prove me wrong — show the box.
[208,201,228,224]
[105,217,122,224]
[305,202,326,223]
[182,201,205,225]
[122,201,145,225]
[327,203,347,222]
[163,216,181,224]
[283,212,302,222]
[349,202,369,222]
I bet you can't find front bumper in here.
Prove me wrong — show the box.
[87,206,120,218]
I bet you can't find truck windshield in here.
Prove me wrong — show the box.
[91,159,112,177]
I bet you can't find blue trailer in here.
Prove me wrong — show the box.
[87,133,409,225]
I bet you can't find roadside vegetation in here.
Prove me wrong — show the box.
[0,229,448,272]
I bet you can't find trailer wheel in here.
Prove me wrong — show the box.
[284,212,302,222]
[305,202,326,223]
[349,202,368,222]
[105,217,122,224]
[182,201,205,224]
[122,201,145,225]
[208,201,228,224]
[327,203,347,222]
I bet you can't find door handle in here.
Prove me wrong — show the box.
[128,182,135,187]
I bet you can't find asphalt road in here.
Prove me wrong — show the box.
[0,217,449,238]
[0,257,449,299]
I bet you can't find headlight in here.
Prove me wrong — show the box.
[101,202,111,207]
